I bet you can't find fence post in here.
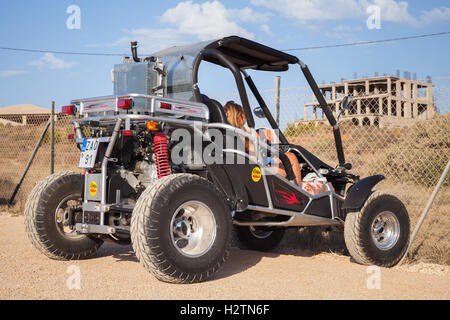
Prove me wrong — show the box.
[8,120,51,206]
[274,76,281,125]
[399,159,450,265]
[50,101,55,174]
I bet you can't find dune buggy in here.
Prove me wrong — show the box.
[25,36,410,283]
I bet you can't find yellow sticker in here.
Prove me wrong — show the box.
[89,181,98,196]
[251,167,262,182]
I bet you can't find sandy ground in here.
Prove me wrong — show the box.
[0,214,448,300]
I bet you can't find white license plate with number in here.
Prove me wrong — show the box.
[79,138,100,168]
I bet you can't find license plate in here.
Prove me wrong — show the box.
[79,138,100,168]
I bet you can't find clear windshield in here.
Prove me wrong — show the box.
[152,40,215,101]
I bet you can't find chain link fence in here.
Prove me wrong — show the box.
[0,79,448,265]
[0,114,78,208]
[218,78,449,265]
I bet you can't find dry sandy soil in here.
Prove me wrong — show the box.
[0,214,448,300]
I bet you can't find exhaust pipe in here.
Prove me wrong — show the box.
[131,41,141,63]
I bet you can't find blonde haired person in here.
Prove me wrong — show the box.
[223,101,303,186]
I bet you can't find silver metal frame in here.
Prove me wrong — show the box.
[71,93,210,120]
[71,99,345,232]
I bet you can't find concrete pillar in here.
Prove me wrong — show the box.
[22,115,27,125]
[396,80,402,118]
[412,82,418,118]
[365,80,370,95]
[379,97,383,115]
[426,85,434,118]
[387,79,392,116]
[404,81,412,119]
[344,83,350,116]
[304,105,308,121]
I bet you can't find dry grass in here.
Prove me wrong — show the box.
[0,116,448,266]
[277,182,450,266]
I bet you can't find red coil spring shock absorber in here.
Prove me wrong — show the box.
[154,132,171,179]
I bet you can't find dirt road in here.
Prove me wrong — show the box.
[0,214,448,300]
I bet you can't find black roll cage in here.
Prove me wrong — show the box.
[191,46,346,168]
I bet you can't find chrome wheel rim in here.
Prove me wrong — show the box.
[55,195,83,239]
[170,201,217,257]
[371,211,400,251]
[249,226,273,239]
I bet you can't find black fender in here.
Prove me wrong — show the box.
[342,175,385,210]
[206,163,249,211]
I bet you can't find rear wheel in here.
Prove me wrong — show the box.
[24,171,103,260]
[344,191,410,267]
[234,226,285,251]
[131,174,232,283]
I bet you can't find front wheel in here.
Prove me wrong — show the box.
[344,191,410,267]
[24,171,103,260]
[131,174,232,283]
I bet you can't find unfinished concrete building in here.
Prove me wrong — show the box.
[302,76,435,128]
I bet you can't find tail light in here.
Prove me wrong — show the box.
[117,99,133,110]
[160,102,172,110]
[61,105,76,115]
[121,130,132,136]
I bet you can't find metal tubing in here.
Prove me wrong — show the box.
[275,76,281,125]
[8,120,51,205]
[192,48,256,128]
[299,63,346,166]
[100,119,123,225]
[235,205,343,227]
[243,72,289,145]
[399,159,450,265]
[50,101,55,174]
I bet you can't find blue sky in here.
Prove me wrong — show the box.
[0,0,449,111]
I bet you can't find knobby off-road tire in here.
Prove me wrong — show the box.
[344,191,410,267]
[131,174,232,284]
[24,171,103,260]
[234,226,285,252]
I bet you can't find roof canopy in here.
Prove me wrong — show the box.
[153,36,299,72]
[204,36,299,71]
[149,36,299,101]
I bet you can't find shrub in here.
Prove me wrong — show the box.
[366,114,450,186]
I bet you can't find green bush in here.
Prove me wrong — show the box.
[284,121,319,138]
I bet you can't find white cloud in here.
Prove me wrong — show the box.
[229,7,269,23]
[419,7,450,25]
[251,0,449,26]
[251,0,366,23]
[371,0,414,24]
[161,1,255,40]
[114,1,269,54]
[114,28,191,54]
[260,24,274,36]
[29,53,76,70]
[325,25,358,40]
[0,70,27,78]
